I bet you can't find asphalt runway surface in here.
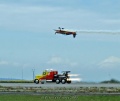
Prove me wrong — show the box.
[1,82,120,88]
[1,83,120,95]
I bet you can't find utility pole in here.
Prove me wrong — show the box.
[32,68,35,80]
[22,67,23,80]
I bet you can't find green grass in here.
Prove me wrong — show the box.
[0,95,120,101]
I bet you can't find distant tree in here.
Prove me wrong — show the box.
[101,78,120,83]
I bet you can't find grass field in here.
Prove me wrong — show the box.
[0,94,120,101]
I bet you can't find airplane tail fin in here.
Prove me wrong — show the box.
[73,34,76,38]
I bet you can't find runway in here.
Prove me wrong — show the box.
[1,83,120,88]
[1,83,120,95]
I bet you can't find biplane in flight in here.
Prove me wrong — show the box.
[54,27,77,38]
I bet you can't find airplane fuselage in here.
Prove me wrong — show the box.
[55,30,76,38]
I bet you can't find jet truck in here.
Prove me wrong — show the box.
[34,69,71,84]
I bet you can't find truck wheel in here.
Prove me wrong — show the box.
[61,79,66,84]
[56,79,60,84]
[41,81,44,84]
[34,79,39,84]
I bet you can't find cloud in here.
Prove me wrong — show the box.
[0,60,20,67]
[98,56,120,68]
[47,56,62,64]
[1,1,120,33]
[47,56,78,67]
[0,60,9,65]
[0,60,31,68]
[0,3,61,13]
[0,4,59,23]
[1,0,120,42]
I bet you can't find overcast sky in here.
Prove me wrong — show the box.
[0,0,120,82]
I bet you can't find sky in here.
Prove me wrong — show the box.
[0,0,120,82]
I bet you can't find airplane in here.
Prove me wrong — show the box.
[54,27,77,38]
